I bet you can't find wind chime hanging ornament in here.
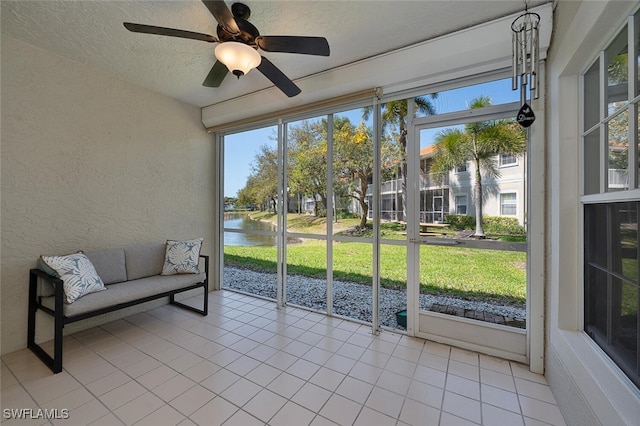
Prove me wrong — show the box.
[512,2,540,128]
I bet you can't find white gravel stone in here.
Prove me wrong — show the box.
[223,266,525,329]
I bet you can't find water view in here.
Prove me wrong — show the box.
[224,212,276,246]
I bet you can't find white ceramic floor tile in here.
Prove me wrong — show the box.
[348,361,384,384]
[135,404,186,426]
[113,391,164,425]
[319,393,362,426]
[481,383,521,413]
[364,386,405,418]
[482,403,525,426]
[221,377,262,407]
[353,406,396,426]
[514,377,557,404]
[244,363,281,387]
[189,396,238,426]
[169,384,216,416]
[220,409,264,426]
[376,369,411,395]
[407,379,444,409]
[225,355,262,377]
[399,398,441,425]
[291,382,332,413]
[446,373,480,400]
[242,388,287,423]
[2,291,563,426]
[442,390,481,424]
[267,372,305,399]
[200,368,241,394]
[152,374,197,402]
[269,401,316,426]
[518,395,566,425]
[335,376,374,404]
[308,367,346,392]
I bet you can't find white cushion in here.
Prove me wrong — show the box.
[40,252,107,303]
[161,238,203,275]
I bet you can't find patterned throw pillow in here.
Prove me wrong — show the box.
[40,252,107,303]
[161,238,203,275]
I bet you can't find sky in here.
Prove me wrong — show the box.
[224,78,520,198]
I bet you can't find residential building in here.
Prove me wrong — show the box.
[368,146,526,225]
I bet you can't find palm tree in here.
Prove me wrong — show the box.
[431,96,526,237]
[363,95,437,223]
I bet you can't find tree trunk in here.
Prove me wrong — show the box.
[474,163,485,237]
[400,128,408,223]
[359,177,369,228]
[319,193,328,217]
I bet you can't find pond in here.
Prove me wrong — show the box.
[224,212,277,246]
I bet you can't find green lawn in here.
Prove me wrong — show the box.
[224,241,526,305]
[226,212,527,305]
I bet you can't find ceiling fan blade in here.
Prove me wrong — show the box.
[201,0,240,35]
[203,61,229,87]
[123,22,217,43]
[257,56,301,97]
[256,36,330,56]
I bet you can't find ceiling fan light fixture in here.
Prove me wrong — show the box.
[215,42,261,78]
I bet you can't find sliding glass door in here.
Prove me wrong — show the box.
[219,73,536,362]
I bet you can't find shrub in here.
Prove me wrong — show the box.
[483,216,526,235]
[336,209,360,220]
[445,215,475,230]
[445,215,526,236]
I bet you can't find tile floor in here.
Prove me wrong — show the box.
[1,291,566,426]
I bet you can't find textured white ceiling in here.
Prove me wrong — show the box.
[1,0,548,108]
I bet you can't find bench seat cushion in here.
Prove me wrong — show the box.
[41,272,206,318]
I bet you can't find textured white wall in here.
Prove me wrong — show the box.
[546,1,640,425]
[1,36,215,355]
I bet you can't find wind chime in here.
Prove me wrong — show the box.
[512,3,540,128]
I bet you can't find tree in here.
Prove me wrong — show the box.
[333,119,374,228]
[237,144,279,212]
[287,120,328,216]
[363,95,437,222]
[431,95,526,237]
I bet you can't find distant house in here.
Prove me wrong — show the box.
[366,145,526,225]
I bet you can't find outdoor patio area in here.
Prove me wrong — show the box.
[1,290,564,425]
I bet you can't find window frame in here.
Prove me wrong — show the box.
[500,192,517,216]
[455,194,468,215]
[499,153,518,167]
[455,162,468,173]
[580,11,640,389]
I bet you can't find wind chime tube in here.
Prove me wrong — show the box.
[512,31,519,90]
[530,23,536,92]
[532,21,540,99]
[520,27,528,91]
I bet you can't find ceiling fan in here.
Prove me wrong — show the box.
[123,1,330,97]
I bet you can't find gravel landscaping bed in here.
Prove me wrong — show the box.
[224,266,526,329]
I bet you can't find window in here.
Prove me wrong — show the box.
[585,202,639,388]
[455,162,467,173]
[499,154,517,167]
[582,13,640,388]
[500,193,517,216]
[455,195,467,215]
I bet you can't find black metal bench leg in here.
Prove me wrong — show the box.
[27,271,63,374]
[53,287,64,373]
[203,280,209,315]
[27,272,38,350]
